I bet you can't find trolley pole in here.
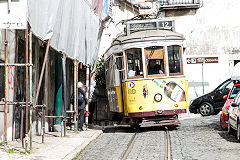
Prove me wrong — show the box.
[4,29,8,143]
[85,66,90,128]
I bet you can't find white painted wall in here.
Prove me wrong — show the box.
[98,3,138,56]
[183,54,230,101]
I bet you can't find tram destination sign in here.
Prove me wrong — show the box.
[186,57,219,64]
[127,20,175,35]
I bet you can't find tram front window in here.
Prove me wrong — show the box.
[126,48,143,78]
[145,46,165,76]
[168,45,182,74]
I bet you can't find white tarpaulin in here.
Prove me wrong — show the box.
[0,0,27,29]
[231,62,240,80]
[28,0,100,66]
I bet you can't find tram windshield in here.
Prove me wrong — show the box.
[145,46,165,76]
[168,45,182,75]
[126,48,143,78]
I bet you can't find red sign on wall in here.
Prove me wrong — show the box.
[186,57,218,64]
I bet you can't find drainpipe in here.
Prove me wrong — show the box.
[55,54,62,125]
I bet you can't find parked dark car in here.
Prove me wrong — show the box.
[189,79,233,116]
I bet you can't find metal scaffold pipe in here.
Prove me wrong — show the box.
[4,29,8,143]
[29,31,33,150]
[33,39,51,108]
[85,66,90,127]
[62,53,67,136]
[25,23,29,151]
[74,59,78,132]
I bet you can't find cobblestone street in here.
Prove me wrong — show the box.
[171,114,240,160]
[76,115,240,160]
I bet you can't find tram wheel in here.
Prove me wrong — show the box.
[199,102,214,116]
[130,124,140,130]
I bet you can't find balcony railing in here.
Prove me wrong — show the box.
[159,0,200,5]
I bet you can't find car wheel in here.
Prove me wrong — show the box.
[220,115,227,130]
[237,121,240,142]
[228,121,235,135]
[199,102,214,116]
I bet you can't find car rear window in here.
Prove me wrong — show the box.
[229,86,240,99]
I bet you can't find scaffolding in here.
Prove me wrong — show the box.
[0,27,80,151]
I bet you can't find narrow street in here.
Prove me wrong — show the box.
[1,1,240,159]
[76,115,240,160]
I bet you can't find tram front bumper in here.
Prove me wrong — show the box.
[128,109,186,117]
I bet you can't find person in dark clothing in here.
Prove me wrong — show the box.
[148,59,164,75]
[71,82,86,131]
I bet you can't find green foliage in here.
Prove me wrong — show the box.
[0,141,5,146]
[95,56,106,87]
[20,150,30,155]
[7,148,16,153]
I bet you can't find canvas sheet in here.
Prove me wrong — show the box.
[28,0,100,66]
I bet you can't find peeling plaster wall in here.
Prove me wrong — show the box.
[0,30,16,141]
[172,0,240,100]
[99,0,240,101]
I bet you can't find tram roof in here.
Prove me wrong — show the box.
[112,29,184,45]
[104,29,184,60]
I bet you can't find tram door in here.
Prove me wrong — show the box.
[115,53,124,113]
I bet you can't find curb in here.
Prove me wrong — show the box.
[63,130,103,160]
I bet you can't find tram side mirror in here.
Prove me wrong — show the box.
[115,57,123,70]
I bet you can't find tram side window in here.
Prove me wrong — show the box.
[145,46,165,75]
[168,45,182,74]
[126,49,143,78]
[105,57,115,87]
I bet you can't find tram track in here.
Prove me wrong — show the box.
[165,127,172,160]
[120,132,138,160]
[120,127,172,160]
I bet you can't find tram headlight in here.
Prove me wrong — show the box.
[154,93,162,102]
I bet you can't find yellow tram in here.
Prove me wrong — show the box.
[104,19,188,127]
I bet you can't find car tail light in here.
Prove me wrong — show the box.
[222,107,229,114]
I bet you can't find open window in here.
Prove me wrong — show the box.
[126,48,143,78]
[168,45,183,75]
[145,46,165,77]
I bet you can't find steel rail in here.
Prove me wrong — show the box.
[165,127,172,160]
[120,132,138,160]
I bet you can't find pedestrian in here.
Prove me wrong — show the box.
[71,82,86,131]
